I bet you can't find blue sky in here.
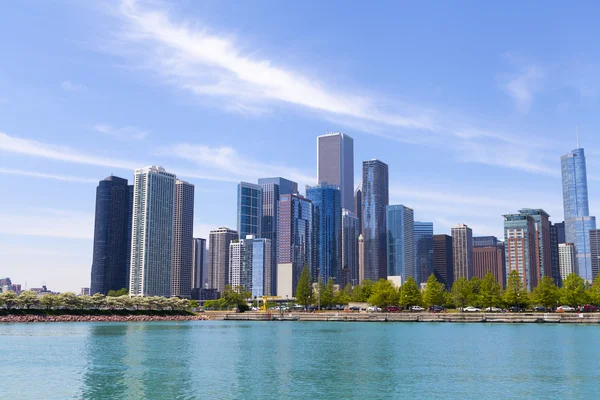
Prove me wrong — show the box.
[2,0,600,292]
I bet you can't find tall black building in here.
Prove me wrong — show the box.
[90,176,133,295]
[433,234,454,289]
[550,222,562,286]
[590,229,600,282]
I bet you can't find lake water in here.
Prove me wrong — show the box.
[1,321,599,399]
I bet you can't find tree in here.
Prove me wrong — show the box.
[0,291,19,310]
[399,277,422,308]
[503,270,528,307]
[18,291,40,310]
[90,293,106,309]
[107,288,128,297]
[468,277,483,307]
[561,273,587,307]
[443,291,456,309]
[319,278,335,308]
[352,280,374,302]
[220,286,249,311]
[295,267,313,308]
[532,276,560,309]
[333,284,352,305]
[422,274,445,308]
[58,292,80,310]
[368,279,400,308]
[479,272,502,308]
[451,277,472,309]
[40,293,58,310]
[587,278,600,305]
[189,300,199,309]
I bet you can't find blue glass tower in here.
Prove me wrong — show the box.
[237,182,263,239]
[362,160,389,281]
[306,184,342,284]
[386,205,414,280]
[414,221,434,284]
[561,147,596,281]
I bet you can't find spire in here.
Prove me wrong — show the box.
[577,125,580,149]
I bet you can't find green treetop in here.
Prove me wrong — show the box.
[368,279,400,308]
[295,266,313,308]
[399,277,422,308]
[422,274,445,308]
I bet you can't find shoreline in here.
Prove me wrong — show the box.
[0,314,208,323]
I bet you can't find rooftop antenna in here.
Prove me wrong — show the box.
[577,125,580,148]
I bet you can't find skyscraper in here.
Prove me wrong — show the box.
[362,160,389,281]
[192,238,207,290]
[451,224,473,281]
[385,205,414,280]
[237,182,262,239]
[90,176,133,295]
[554,222,566,244]
[306,184,342,284]
[473,241,506,289]
[208,227,238,293]
[558,243,577,282]
[433,234,453,289]
[504,213,537,291]
[473,236,498,248]
[549,223,562,286]
[414,222,434,284]
[589,229,600,281]
[354,185,362,235]
[519,208,552,281]
[258,177,298,294]
[342,210,360,287]
[277,194,313,297]
[171,180,194,298]
[358,234,365,283]
[561,147,597,282]
[229,235,272,298]
[317,132,354,210]
[129,166,176,297]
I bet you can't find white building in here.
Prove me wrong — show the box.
[559,243,578,282]
[129,166,176,297]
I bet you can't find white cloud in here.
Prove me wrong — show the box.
[0,168,97,183]
[93,123,149,140]
[0,208,94,239]
[61,80,85,92]
[500,54,544,113]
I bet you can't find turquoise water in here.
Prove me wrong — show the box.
[1,321,599,399]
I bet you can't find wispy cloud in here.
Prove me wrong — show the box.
[61,80,85,92]
[0,168,97,183]
[0,208,94,239]
[500,54,544,113]
[93,123,149,140]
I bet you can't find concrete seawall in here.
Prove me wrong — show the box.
[209,311,600,324]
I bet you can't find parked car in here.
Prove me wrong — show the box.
[509,306,525,313]
[411,306,425,312]
[556,305,575,313]
[386,306,400,313]
[533,306,548,312]
[428,305,445,313]
[582,304,599,312]
[462,306,481,312]
[485,307,502,313]
[348,306,360,311]
[367,306,382,312]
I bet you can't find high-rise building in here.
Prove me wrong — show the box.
[385,205,414,280]
[504,213,537,291]
[519,208,552,281]
[473,242,506,289]
[558,243,577,282]
[230,235,272,298]
[554,222,566,244]
[129,166,176,297]
[362,159,389,281]
[208,227,238,293]
[414,222,434,284]
[451,224,473,281]
[277,194,313,297]
[317,132,354,210]
[354,186,362,235]
[433,234,453,289]
[192,238,207,290]
[358,234,365,283]
[561,147,597,282]
[342,210,360,288]
[237,182,262,239]
[171,180,194,298]
[549,223,562,286]
[589,229,600,281]
[306,184,342,284]
[473,236,498,248]
[258,177,298,295]
[90,176,133,295]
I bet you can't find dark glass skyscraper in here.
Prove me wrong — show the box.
[362,160,389,281]
[414,221,434,284]
[354,186,362,234]
[433,234,453,289]
[306,184,342,284]
[590,230,600,281]
[561,147,596,281]
[91,176,133,295]
[237,182,262,239]
[386,205,414,280]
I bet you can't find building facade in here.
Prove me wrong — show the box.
[473,243,506,289]
[237,182,263,239]
[129,166,176,297]
[354,186,362,235]
[504,213,537,291]
[385,205,414,280]
[90,176,133,295]
[451,224,473,281]
[192,238,207,290]
[558,243,577,282]
[561,147,597,282]
[519,208,552,281]
[171,180,195,298]
[549,223,562,286]
[229,236,273,298]
[208,227,239,293]
[342,210,360,288]
[433,234,453,289]
[317,132,354,210]
[362,160,389,281]
[590,229,600,281]
[473,236,498,248]
[414,221,434,284]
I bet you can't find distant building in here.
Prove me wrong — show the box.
[171,180,195,298]
[192,238,208,290]
[354,185,362,235]
[433,234,453,289]
[504,213,537,291]
[452,224,473,281]
[229,235,272,297]
[10,284,22,294]
[90,176,133,295]
[358,234,365,284]
[414,222,434,284]
[589,229,600,281]
[558,243,577,282]
[473,243,506,289]
[562,147,596,282]
[317,132,354,210]
[473,236,498,248]
[129,166,176,297]
[550,223,562,286]
[362,160,389,281]
[519,208,552,281]
[342,209,360,287]
[81,288,90,296]
[385,205,414,280]
[237,182,262,239]
[208,227,239,293]
[554,222,566,244]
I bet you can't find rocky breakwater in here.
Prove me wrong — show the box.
[0,314,208,323]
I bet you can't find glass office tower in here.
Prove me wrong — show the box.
[414,221,434,284]
[362,160,389,281]
[386,205,414,280]
[237,182,263,239]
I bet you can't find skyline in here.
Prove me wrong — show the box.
[2,1,600,291]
